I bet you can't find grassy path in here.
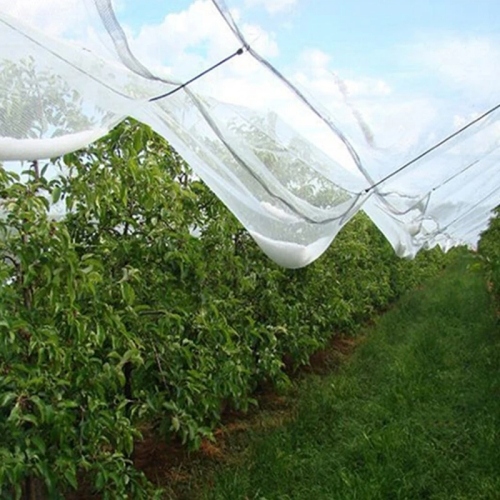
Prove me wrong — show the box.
[196,257,500,499]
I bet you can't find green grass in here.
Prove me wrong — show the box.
[196,257,500,499]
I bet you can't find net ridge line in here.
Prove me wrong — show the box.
[210,0,367,182]
[91,0,359,226]
[181,85,365,226]
[364,102,500,194]
[149,46,248,102]
[438,183,500,235]
[371,142,500,218]
[195,0,500,223]
[94,0,249,96]
[96,0,500,200]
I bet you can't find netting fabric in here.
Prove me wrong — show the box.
[1,0,499,267]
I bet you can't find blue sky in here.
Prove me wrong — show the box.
[2,0,498,175]
[107,0,500,175]
[275,0,499,70]
[118,0,500,72]
[88,0,500,253]
[2,0,498,115]
[1,0,499,258]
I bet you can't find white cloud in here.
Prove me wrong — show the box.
[7,0,488,180]
[293,49,392,101]
[0,0,85,38]
[0,0,440,173]
[244,0,297,15]
[4,0,498,260]
[127,0,278,81]
[408,35,500,98]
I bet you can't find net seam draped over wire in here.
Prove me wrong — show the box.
[0,0,499,267]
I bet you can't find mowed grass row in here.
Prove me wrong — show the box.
[197,256,500,499]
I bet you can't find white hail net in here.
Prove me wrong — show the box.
[0,0,499,267]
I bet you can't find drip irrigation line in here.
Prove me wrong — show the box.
[149,45,248,102]
[364,102,500,194]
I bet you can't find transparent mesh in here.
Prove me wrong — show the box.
[1,0,498,267]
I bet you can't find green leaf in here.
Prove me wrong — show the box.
[31,435,46,454]
[21,413,39,426]
[52,186,61,204]
[171,416,181,432]
[63,465,78,489]
[1,392,17,407]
